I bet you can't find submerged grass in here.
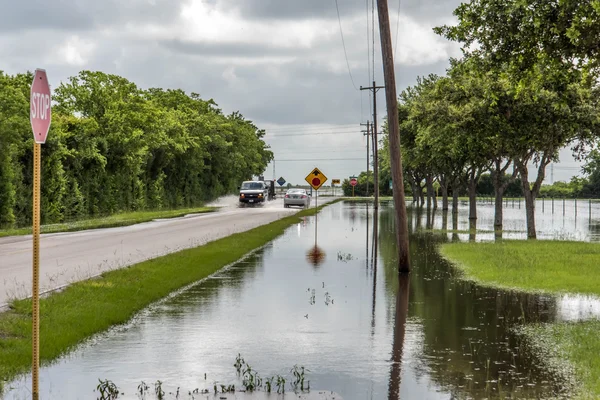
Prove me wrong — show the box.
[0,207,218,238]
[0,200,339,384]
[440,240,600,398]
[517,321,600,400]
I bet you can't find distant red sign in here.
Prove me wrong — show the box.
[350,178,358,187]
[30,69,52,144]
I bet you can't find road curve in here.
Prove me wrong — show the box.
[0,196,332,307]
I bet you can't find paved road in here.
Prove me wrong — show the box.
[0,196,333,307]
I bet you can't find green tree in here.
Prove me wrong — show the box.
[436,2,600,238]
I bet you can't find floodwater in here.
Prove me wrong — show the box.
[435,197,600,242]
[4,200,600,399]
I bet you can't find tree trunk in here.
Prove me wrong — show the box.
[415,206,423,230]
[411,182,418,203]
[452,188,459,215]
[522,189,536,239]
[452,210,459,242]
[469,218,477,242]
[432,184,438,210]
[418,186,425,207]
[490,159,517,235]
[494,188,505,232]
[440,177,449,211]
[514,152,551,240]
[442,210,448,231]
[426,175,434,210]
[468,173,477,221]
[426,207,433,230]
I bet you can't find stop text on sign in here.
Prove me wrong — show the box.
[31,92,51,120]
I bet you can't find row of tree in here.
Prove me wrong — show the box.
[0,70,273,228]
[373,0,600,239]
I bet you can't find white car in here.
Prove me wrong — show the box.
[284,188,311,208]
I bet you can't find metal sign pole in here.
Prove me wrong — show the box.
[32,142,41,399]
[315,190,318,246]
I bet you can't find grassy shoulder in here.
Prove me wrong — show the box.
[439,240,600,296]
[439,240,600,398]
[0,200,341,385]
[0,207,218,238]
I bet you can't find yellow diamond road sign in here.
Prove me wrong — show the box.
[305,167,328,191]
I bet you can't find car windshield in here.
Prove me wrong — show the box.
[287,189,305,194]
[241,182,263,190]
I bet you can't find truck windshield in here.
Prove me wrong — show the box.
[241,182,263,190]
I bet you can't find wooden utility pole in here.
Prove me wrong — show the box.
[360,121,371,196]
[361,82,383,209]
[376,0,411,272]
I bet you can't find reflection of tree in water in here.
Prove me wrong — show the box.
[158,245,271,316]
[377,205,572,399]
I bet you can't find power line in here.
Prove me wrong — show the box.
[265,131,360,138]
[265,123,356,132]
[275,144,367,149]
[365,0,373,121]
[372,0,375,82]
[275,157,366,162]
[276,150,366,155]
[394,0,401,61]
[365,0,371,91]
[334,0,359,90]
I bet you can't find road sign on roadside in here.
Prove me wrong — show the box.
[305,167,328,191]
[277,177,286,186]
[350,177,358,187]
[30,69,52,144]
[332,179,341,185]
[29,67,52,400]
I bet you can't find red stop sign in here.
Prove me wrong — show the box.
[350,178,358,186]
[30,69,52,144]
[312,177,321,187]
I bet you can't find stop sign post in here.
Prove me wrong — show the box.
[30,68,51,399]
[350,176,358,197]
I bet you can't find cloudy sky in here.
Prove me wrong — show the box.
[0,0,583,185]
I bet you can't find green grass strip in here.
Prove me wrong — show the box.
[440,240,600,398]
[439,240,600,296]
[0,207,218,238]
[0,200,340,384]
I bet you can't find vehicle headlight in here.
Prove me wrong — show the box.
[240,194,245,198]
[258,193,263,197]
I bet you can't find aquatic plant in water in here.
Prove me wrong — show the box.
[93,354,310,397]
[96,379,120,400]
[154,380,165,399]
[137,381,149,396]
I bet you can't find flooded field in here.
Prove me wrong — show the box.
[4,200,599,399]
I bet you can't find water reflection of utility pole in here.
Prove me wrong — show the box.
[388,274,410,399]
[366,202,370,274]
[371,207,379,336]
